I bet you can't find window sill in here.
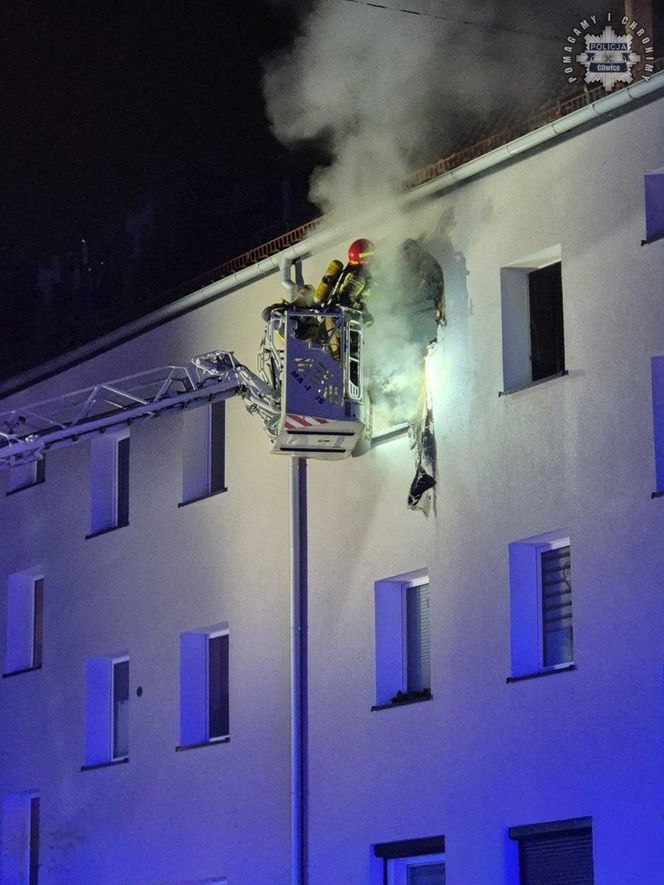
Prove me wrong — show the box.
[178,488,228,508]
[641,232,664,246]
[651,490,664,499]
[506,664,576,684]
[175,736,230,752]
[85,523,129,540]
[499,370,569,397]
[371,694,433,712]
[6,478,45,497]
[80,757,129,772]
[2,664,42,679]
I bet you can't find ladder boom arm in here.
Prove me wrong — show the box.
[0,351,279,469]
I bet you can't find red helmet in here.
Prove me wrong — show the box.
[347,238,374,266]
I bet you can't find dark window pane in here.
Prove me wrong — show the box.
[117,437,130,527]
[208,634,229,739]
[35,459,46,484]
[408,862,446,884]
[210,402,226,494]
[29,796,39,885]
[32,579,44,668]
[529,263,564,382]
[113,659,129,758]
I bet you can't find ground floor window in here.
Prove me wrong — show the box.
[374,835,445,885]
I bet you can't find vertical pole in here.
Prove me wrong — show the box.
[290,457,308,885]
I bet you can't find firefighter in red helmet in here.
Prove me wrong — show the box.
[319,238,375,357]
[321,238,374,318]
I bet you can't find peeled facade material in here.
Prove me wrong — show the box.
[0,86,664,884]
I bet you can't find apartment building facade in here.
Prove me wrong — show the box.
[1,74,664,884]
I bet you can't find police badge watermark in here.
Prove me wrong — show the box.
[563,12,654,92]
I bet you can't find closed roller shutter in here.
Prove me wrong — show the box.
[406,582,431,692]
[541,545,573,667]
[519,828,593,885]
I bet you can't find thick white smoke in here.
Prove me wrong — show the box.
[262,1,586,423]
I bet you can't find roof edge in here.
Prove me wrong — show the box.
[3,69,664,400]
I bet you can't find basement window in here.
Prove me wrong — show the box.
[509,817,594,885]
[374,570,432,709]
[84,654,129,767]
[374,836,445,885]
[179,625,230,748]
[7,459,45,495]
[508,532,574,680]
[3,570,44,676]
[1,792,40,885]
[88,431,130,536]
[180,401,226,505]
[501,248,565,392]
[644,167,664,243]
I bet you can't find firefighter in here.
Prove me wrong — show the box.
[321,238,375,358]
[325,238,375,320]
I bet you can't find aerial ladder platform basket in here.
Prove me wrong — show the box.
[260,307,365,460]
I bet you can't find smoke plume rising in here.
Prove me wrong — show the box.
[263,1,585,422]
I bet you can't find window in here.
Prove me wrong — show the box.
[1,792,40,885]
[152,878,227,885]
[7,458,45,495]
[644,167,664,243]
[651,355,664,493]
[509,817,594,885]
[84,654,129,767]
[374,836,445,885]
[501,248,565,391]
[89,431,129,536]
[112,658,129,760]
[509,532,573,679]
[181,402,226,505]
[4,570,44,675]
[179,626,229,748]
[374,571,432,708]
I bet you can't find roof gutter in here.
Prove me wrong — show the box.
[402,69,664,207]
[3,70,664,399]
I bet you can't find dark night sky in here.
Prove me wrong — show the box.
[0,1,661,381]
[0,0,304,263]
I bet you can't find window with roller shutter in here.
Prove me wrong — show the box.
[374,571,433,709]
[508,532,575,680]
[509,818,594,885]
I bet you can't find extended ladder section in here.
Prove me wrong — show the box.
[0,354,250,469]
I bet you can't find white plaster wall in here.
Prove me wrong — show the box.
[0,92,663,884]
[305,95,664,884]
